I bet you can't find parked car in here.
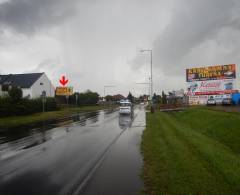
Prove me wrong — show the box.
[207,97,216,106]
[222,98,232,105]
[119,100,132,115]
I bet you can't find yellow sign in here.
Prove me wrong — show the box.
[55,87,73,96]
[186,64,236,82]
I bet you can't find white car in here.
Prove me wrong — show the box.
[119,100,132,115]
[207,98,216,106]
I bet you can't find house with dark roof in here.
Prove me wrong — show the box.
[0,73,55,98]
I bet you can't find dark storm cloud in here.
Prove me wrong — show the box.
[152,0,240,75]
[0,0,78,34]
[3,0,240,93]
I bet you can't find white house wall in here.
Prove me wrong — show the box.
[31,73,55,98]
[22,88,32,98]
[0,86,8,97]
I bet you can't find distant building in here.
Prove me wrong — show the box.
[167,89,188,105]
[168,89,185,98]
[0,72,55,98]
[112,94,125,101]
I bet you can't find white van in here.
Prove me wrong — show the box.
[119,100,132,115]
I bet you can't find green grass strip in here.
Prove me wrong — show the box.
[0,105,114,128]
[142,109,240,195]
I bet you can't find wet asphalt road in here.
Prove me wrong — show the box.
[0,106,145,195]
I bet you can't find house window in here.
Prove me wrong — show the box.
[2,84,10,91]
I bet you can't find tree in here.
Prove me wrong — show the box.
[127,92,134,103]
[152,93,157,103]
[105,95,113,102]
[85,90,99,104]
[162,90,167,104]
[78,90,99,105]
[8,86,23,102]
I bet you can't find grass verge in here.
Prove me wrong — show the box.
[141,107,240,194]
[0,105,115,129]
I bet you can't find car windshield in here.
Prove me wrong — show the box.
[120,103,131,107]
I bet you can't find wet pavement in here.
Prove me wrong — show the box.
[0,106,145,195]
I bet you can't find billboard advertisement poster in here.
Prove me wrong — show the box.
[188,95,208,105]
[187,79,238,96]
[186,64,236,82]
[188,95,200,105]
[55,87,73,96]
[188,94,232,105]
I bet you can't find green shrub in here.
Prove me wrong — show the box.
[0,97,59,117]
[8,86,23,102]
[45,97,59,111]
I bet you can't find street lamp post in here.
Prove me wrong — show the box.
[136,77,151,98]
[42,91,46,112]
[75,93,78,106]
[40,82,46,113]
[140,49,153,99]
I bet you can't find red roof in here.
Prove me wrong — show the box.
[112,94,125,100]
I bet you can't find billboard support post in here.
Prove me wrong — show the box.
[66,95,69,106]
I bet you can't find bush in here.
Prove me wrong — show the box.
[0,97,59,117]
[55,90,99,106]
[8,86,23,102]
[45,97,59,111]
[75,90,99,106]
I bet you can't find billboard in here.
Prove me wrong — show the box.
[188,94,232,105]
[186,64,236,82]
[187,79,238,95]
[188,95,208,105]
[55,87,73,96]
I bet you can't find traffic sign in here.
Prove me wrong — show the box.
[55,87,73,96]
[59,75,69,86]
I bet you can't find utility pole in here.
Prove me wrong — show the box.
[135,79,151,98]
[150,50,153,98]
[140,49,155,113]
[103,85,116,100]
[140,49,153,99]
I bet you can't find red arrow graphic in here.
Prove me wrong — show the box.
[59,76,68,86]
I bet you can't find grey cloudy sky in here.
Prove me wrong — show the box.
[0,0,240,96]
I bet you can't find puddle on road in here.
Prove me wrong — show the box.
[118,115,133,129]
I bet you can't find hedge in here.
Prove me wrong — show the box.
[0,97,59,117]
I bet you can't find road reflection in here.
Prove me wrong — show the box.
[0,111,101,159]
[0,107,144,195]
[118,115,133,129]
[0,170,61,195]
